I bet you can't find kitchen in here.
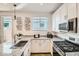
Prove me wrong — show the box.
[0,3,79,56]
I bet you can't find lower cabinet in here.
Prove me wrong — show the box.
[24,42,31,56]
[31,39,40,52]
[24,48,30,56]
[31,39,52,54]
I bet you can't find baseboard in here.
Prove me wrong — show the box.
[31,52,51,54]
[31,52,52,56]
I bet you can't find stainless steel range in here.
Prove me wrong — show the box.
[53,37,79,56]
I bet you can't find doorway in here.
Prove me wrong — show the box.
[2,16,13,43]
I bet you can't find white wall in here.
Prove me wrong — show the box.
[0,16,4,43]
[0,11,52,36]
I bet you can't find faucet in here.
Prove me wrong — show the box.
[14,33,23,43]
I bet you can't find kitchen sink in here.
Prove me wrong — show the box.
[11,41,28,49]
[14,41,28,47]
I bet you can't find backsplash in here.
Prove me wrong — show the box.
[56,32,79,40]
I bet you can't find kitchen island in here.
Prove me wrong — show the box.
[0,36,53,56]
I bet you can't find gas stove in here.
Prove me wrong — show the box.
[53,37,79,56]
[54,41,79,52]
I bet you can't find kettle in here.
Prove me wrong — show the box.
[47,32,53,38]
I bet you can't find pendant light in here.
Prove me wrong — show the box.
[13,4,16,43]
[76,3,78,33]
[13,4,17,20]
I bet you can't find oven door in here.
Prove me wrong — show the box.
[53,43,66,56]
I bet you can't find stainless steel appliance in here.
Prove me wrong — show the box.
[59,17,77,33]
[68,17,77,33]
[59,23,68,32]
[53,37,79,56]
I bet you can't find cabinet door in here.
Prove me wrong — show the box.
[31,40,40,53]
[40,40,52,52]
[52,8,61,32]
[24,47,28,56]
[56,9,61,32]
[67,3,76,19]
[24,48,30,56]
[31,39,52,53]
[52,13,56,32]
[24,43,31,56]
[60,4,68,23]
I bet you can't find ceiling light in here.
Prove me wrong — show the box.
[13,4,17,20]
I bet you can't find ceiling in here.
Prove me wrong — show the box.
[0,3,14,11]
[0,3,62,13]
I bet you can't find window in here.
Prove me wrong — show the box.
[32,17,48,31]
[3,16,12,29]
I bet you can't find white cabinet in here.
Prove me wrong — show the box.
[67,3,76,19]
[39,40,52,52]
[24,42,31,56]
[31,40,40,52]
[52,14,56,31]
[24,47,30,56]
[52,4,67,32]
[52,7,61,32]
[31,39,52,53]
[60,4,68,23]
[52,3,76,32]
[52,12,56,32]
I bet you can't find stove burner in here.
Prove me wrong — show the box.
[54,41,79,52]
[60,46,74,52]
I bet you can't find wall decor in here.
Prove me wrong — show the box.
[16,17,22,31]
[24,17,31,31]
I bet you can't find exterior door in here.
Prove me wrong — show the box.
[2,16,12,43]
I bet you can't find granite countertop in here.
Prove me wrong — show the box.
[52,36,65,41]
[0,36,52,56]
[55,33,79,42]
[0,39,31,56]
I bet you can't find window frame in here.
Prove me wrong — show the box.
[32,17,48,31]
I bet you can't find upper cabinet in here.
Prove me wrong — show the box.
[52,3,77,32]
[52,6,61,32]
[52,4,67,32]
[60,4,68,23]
[52,12,56,32]
[67,3,76,19]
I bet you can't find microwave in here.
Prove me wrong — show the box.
[59,17,77,33]
[68,17,77,33]
[59,22,68,32]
